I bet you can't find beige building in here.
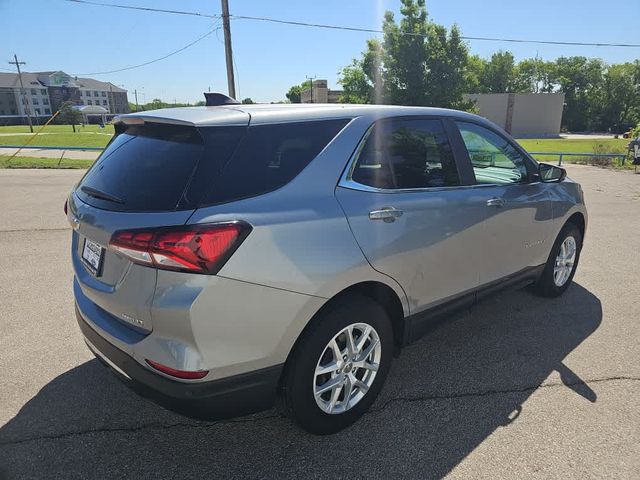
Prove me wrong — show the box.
[301,80,343,103]
[466,92,565,137]
[0,70,129,125]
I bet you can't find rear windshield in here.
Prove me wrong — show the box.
[203,119,350,205]
[76,123,242,212]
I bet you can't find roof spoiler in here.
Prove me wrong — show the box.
[204,92,240,106]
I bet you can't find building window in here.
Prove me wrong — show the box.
[87,100,92,105]
[103,100,107,105]
[43,98,49,105]
[41,89,47,95]
[45,108,51,115]
[101,91,106,97]
[35,108,41,115]
[32,98,39,105]
[94,91,99,97]
[30,88,37,95]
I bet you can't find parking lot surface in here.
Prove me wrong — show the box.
[1,166,639,479]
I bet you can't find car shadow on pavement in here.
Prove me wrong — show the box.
[0,283,602,479]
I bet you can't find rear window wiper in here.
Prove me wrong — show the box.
[80,186,125,204]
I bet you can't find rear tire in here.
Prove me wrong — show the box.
[534,222,582,297]
[280,295,393,434]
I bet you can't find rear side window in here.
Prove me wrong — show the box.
[204,119,349,205]
[352,118,459,189]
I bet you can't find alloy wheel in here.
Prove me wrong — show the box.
[553,236,577,287]
[313,323,382,414]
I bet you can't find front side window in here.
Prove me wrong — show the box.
[352,118,459,189]
[456,121,530,185]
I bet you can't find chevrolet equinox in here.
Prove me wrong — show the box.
[67,100,587,434]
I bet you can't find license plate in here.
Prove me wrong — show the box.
[82,238,105,276]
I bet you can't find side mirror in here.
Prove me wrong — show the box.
[539,163,567,183]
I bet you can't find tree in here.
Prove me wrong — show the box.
[337,0,472,109]
[480,51,518,93]
[56,101,82,132]
[464,54,486,93]
[381,0,429,105]
[424,23,474,109]
[241,97,255,104]
[339,59,373,104]
[285,85,301,103]
[555,56,604,131]
[516,58,556,93]
[594,62,640,132]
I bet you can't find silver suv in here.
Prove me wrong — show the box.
[67,101,587,434]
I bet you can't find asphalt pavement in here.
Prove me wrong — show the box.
[0,166,638,479]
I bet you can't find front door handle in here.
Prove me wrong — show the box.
[486,197,506,208]
[369,207,404,223]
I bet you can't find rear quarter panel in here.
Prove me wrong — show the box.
[187,115,410,310]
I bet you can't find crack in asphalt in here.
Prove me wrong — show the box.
[369,375,640,414]
[1,375,638,448]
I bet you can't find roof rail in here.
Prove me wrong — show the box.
[203,92,240,106]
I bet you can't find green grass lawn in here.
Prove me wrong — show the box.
[518,137,632,167]
[0,155,95,169]
[518,138,628,154]
[0,124,113,149]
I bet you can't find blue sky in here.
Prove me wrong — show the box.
[2,0,639,104]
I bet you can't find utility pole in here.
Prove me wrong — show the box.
[134,89,139,112]
[221,0,236,99]
[306,75,317,103]
[8,54,33,132]
[109,84,115,116]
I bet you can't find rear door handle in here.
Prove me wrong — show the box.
[486,197,506,208]
[369,207,404,222]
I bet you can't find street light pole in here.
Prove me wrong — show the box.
[8,54,33,132]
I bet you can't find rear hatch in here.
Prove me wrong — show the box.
[70,114,248,333]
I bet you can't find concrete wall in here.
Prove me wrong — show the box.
[510,93,564,137]
[466,93,565,137]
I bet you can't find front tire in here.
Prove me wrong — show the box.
[534,222,582,297]
[281,295,393,434]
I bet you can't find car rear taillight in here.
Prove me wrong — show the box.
[109,222,251,274]
[145,359,209,380]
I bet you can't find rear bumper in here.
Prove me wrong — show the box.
[76,305,283,419]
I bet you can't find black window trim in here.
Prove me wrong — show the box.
[450,117,540,187]
[339,115,474,194]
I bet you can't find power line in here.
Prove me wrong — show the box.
[63,0,640,48]
[230,14,640,48]
[75,26,219,75]
[64,0,216,18]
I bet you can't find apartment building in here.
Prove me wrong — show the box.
[0,70,129,125]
